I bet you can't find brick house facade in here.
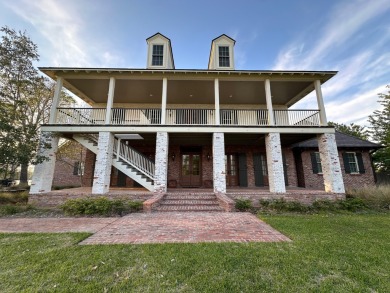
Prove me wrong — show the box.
[31,33,353,198]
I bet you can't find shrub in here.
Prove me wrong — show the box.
[235,198,253,211]
[312,199,338,211]
[0,204,32,216]
[60,197,143,216]
[0,191,28,205]
[346,186,390,211]
[264,198,311,213]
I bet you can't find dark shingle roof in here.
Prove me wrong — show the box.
[291,131,382,149]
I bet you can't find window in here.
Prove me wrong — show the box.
[218,46,230,67]
[343,152,365,174]
[346,152,359,173]
[310,152,323,174]
[152,44,164,66]
[73,161,84,176]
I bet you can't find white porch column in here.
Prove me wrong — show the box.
[318,133,345,193]
[265,133,286,193]
[314,80,327,126]
[154,132,169,194]
[265,79,275,125]
[105,77,116,124]
[29,132,59,194]
[161,78,168,124]
[48,77,63,124]
[214,78,220,125]
[92,132,114,194]
[213,132,226,194]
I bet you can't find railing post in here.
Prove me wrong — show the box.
[116,138,121,161]
[48,77,63,124]
[105,77,115,124]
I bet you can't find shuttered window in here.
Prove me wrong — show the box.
[310,152,322,174]
[343,152,365,174]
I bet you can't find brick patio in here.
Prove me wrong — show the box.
[0,213,291,244]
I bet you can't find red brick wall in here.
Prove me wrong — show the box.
[300,150,376,189]
[78,144,300,189]
[53,141,86,187]
[82,149,95,187]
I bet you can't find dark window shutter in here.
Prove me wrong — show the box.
[73,161,79,175]
[356,153,365,174]
[282,153,289,186]
[310,152,318,174]
[343,153,351,174]
[253,153,264,187]
[238,153,248,187]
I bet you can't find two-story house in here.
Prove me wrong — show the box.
[30,33,348,206]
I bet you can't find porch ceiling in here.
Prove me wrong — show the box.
[41,68,336,107]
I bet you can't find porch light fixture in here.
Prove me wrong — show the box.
[171,153,176,161]
[207,153,211,161]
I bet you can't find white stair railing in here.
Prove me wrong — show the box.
[83,134,155,180]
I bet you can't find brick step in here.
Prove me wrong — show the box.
[162,200,220,205]
[166,193,215,196]
[155,205,224,212]
[164,195,217,200]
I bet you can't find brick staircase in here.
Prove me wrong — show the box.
[154,193,224,212]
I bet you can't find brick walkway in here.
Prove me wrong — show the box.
[0,213,291,244]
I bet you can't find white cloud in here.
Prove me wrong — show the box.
[5,0,123,67]
[274,0,390,125]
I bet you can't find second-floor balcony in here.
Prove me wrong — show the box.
[55,108,321,127]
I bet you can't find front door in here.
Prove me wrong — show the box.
[225,154,239,186]
[180,153,201,187]
[253,153,269,186]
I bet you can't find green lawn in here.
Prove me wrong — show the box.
[0,214,389,292]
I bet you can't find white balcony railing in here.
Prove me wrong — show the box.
[55,108,320,126]
[56,108,106,124]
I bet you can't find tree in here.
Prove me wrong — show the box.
[0,26,73,185]
[368,86,390,172]
[328,121,370,140]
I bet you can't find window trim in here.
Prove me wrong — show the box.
[313,152,323,174]
[345,152,360,174]
[218,45,230,68]
[151,44,164,67]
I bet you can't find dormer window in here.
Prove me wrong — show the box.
[218,46,230,67]
[152,45,164,66]
[208,34,235,70]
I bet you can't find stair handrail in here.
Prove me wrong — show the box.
[83,134,155,180]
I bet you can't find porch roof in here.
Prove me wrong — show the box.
[39,67,337,107]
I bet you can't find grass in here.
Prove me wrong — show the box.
[0,214,389,292]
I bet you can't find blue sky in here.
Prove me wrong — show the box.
[1,0,389,125]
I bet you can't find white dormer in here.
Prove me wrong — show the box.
[208,34,235,70]
[146,33,175,69]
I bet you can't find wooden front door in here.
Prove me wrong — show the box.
[180,153,201,187]
[253,153,269,186]
[225,154,239,186]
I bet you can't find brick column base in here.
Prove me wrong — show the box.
[318,133,345,193]
[213,132,226,195]
[154,132,169,194]
[30,132,59,194]
[265,133,286,193]
[92,132,114,194]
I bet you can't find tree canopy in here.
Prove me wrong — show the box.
[0,26,73,183]
[368,86,390,172]
[328,121,370,140]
